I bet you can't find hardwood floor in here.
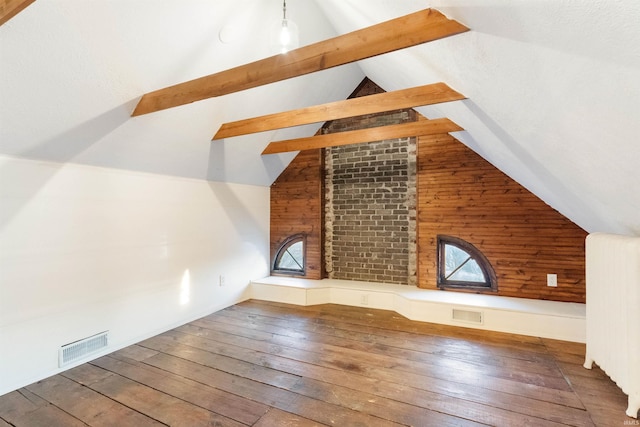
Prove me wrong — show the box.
[0,300,632,426]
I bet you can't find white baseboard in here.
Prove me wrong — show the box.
[249,277,586,343]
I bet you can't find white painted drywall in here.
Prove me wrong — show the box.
[0,155,270,395]
[0,0,364,187]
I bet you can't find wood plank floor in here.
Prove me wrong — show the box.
[0,300,632,426]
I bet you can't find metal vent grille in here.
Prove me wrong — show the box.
[59,331,108,367]
[452,309,483,324]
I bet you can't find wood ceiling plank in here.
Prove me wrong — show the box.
[0,0,36,25]
[261,119,463,155]
[213,83,465,140]
[132,9,469,116]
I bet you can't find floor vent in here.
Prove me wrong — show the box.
[59,331,108,368]
[452,308,483,324]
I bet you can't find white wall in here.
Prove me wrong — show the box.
[0,155,270,395]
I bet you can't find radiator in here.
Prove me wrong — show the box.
[583,233,640,418]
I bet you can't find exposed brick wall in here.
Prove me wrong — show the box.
[323,79,417,285]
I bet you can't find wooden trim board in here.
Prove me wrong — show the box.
[213,83,465,140]
[132,9,469,116]
[262,119,462,154]
[0,0,36,25]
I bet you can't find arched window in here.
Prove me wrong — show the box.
[272,234,306,275]
[437,235,497,291]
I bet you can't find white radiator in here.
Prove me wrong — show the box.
[583,233,640,418]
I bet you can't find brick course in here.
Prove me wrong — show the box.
[323,80,416,285]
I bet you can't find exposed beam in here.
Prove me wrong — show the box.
[0,0,36,25]
[213,83,465,140]
[132,9,469,116]
[261,119,463,155]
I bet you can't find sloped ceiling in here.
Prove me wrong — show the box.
[1,0,639,236]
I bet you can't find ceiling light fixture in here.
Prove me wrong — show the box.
[271,0,299,54]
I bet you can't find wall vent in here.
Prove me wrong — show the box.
[59,331,108,368]
[452,308,483,324]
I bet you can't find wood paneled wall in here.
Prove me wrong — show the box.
[270,80,587,303]
[417,130,587,302]
[270,149,324,279]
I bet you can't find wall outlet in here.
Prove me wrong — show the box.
[219,275,225,287]
[360,294,369,306]
[547,274,557,287]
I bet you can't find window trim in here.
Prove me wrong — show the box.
[272,234,307,276]
[437,235,497,292]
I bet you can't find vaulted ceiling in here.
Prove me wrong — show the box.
[1,0,639,235]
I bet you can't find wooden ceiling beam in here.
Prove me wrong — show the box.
[0,0,36,26]
[132,9,469,116]
[261,118,463,155]
[213,83,465,140]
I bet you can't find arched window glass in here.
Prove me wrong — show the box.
[437,235,497,291]
[273,234,306,275]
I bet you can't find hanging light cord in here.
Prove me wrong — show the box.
[283,0,287,20]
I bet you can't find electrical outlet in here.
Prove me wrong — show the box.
[360,294,369,305]
[547,274,557,287]
[219,275,225,287]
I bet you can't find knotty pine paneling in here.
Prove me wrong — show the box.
[417,132,587,302]
[270,149,324,279]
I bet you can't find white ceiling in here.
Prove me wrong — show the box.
[1,0,639,236]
